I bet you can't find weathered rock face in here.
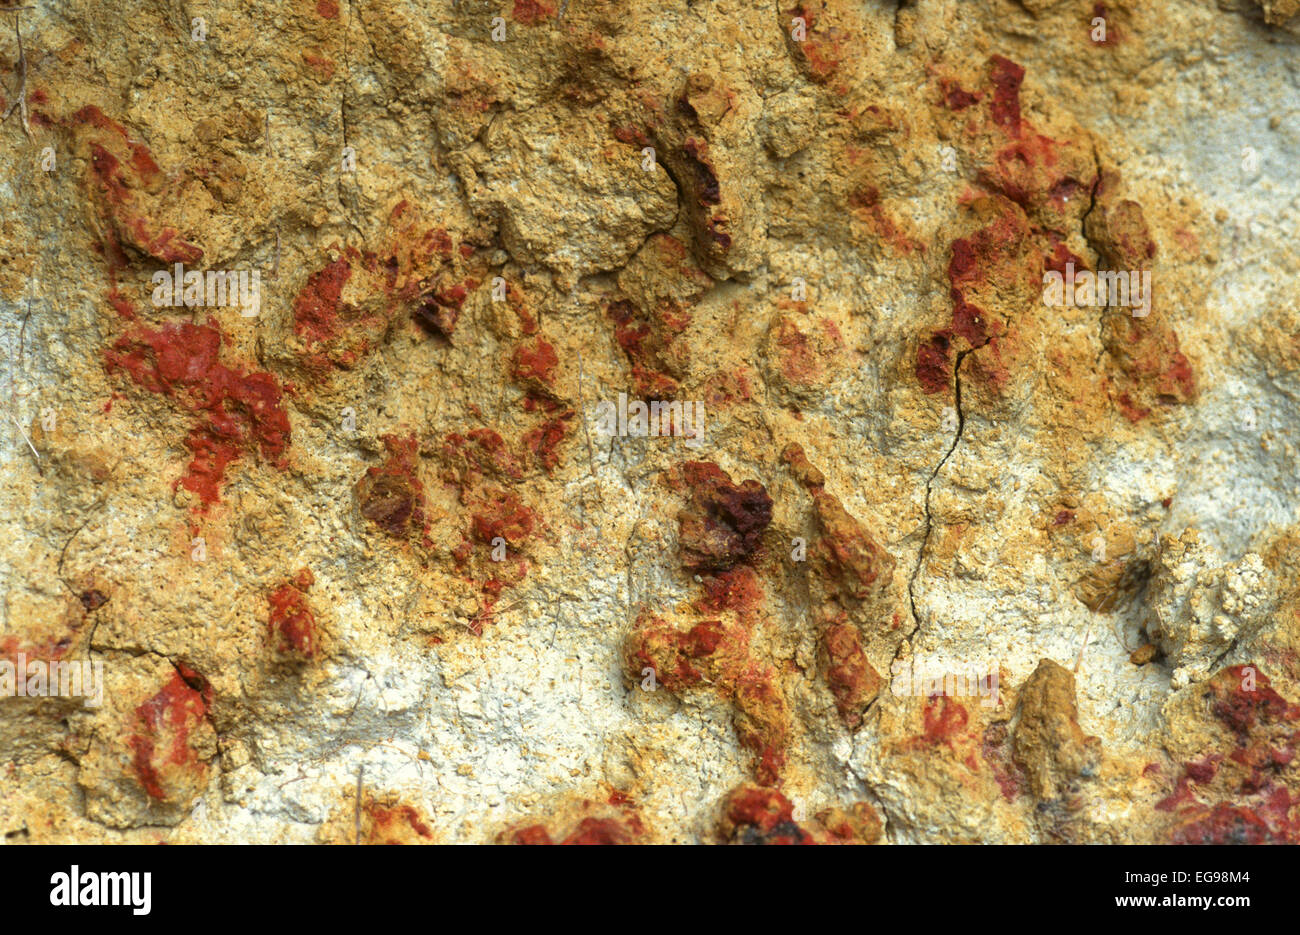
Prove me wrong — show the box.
[0,0,1298,844]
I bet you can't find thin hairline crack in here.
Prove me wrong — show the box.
[898,346,971,670]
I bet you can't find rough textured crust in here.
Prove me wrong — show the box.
[0,0,1297,843]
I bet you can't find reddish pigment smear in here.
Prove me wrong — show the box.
[128,669,210,800]
[267,569,318,658]
[104,321,291,509]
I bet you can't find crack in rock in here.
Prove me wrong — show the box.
[901,347,971,665]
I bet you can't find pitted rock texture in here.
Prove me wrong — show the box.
[1,0,1298,843]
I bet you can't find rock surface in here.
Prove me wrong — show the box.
[0,0,1298,843]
